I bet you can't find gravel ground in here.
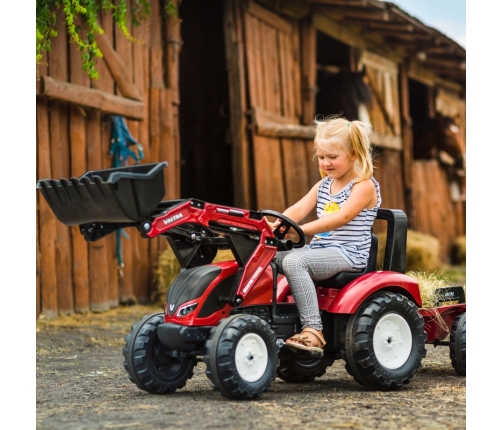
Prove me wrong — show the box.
[36,304,466,430]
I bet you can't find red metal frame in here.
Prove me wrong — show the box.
[155,200,461,343]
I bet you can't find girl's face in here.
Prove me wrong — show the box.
[316,144,357,180]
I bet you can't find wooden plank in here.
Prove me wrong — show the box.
[165,1,181,103]
[252,106,299,125]
[278,31,293,118]
[100,117,120,309]
[370,133,402,150]
[49,102,74,316]
[150,0,164,88]
[224,0,252,209]
[160,89,175,199]
[269,25,282,115]
[37,97,58,319]
[291,22,302,120]
[246,1,293,35]
[253,135,286,211]
[300,19,316,124]
[113,0,135,309]
[36,192,41,319]
[90,9,115,93]
[48,11,74,316]
[42,76,145,120]
[132,9,146,98]
[94,29,142,100]
[144,86,161,302]
[86,109,110,312]
[244,13,259,108]
[255,120,316,139]
[281,138,311,207]
[251,106,315,139]
[399,62,415,229]
[312,13,363,49]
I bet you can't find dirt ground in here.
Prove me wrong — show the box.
[36,304,466,430]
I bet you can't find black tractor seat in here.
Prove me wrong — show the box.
[314,234,378,289]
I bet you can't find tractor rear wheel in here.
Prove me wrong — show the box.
[449,312,466,376]
[344,292,427,390]
[276,357,334,383]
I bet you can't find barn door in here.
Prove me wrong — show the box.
[242,1,317,213]
[358,51,402,150]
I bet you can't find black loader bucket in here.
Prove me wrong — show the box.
[36,162,168,226]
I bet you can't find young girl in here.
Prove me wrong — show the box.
[271,116,381,354]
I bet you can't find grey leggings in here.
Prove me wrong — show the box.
[274,247,359,331]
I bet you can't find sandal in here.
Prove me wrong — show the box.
[285,328,326,354]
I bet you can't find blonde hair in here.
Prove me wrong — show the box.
[314,115,374,182]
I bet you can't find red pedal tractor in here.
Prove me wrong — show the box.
[37,162,466,400]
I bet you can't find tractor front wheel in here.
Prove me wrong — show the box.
[122,313,196,394]
[344,292,427,390]
[204,314,278,400]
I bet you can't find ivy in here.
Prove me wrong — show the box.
[36,0,179,80]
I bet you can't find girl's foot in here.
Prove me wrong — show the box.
[285,327,326,353]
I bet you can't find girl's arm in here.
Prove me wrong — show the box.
[266,180,321,230]
[281,180,321,222]
[299,179,377,236]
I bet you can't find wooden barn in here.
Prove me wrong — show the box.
[36,0,466,319]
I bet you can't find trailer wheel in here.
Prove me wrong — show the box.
[449,312,466,376]
[123,313,196,394]
[277,357,334,383]
[345,292,427,390]
[204,314,278,400]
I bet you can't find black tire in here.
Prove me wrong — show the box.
[276,357,334,383]
[345,292,427,390]
[204,314,279,400]
[449,312,466,376]
[123,313,196,394]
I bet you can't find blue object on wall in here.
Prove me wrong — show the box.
[109,116,144,272]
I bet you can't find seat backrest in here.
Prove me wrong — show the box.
[314,233,378,289]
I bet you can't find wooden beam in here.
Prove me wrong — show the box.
[370,133,402,150]
[41,75,144,120]
[224,0,253,209]
[251,106,315,139]
[382,32,433,42]
[94,30,143,101]
[338,8,390,21]
[246,1,293,35]
[367,22,415,32]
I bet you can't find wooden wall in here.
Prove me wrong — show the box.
[412,160,465,262]
[36,1,181,319]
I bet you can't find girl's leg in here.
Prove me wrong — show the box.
[282,247,358,331]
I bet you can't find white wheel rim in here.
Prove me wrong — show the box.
[235,333,268,382]
[373,313,412,370]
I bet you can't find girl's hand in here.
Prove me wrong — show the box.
[266,218,282,232]
[285,227,302,242]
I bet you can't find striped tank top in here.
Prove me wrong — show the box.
[309,176,382,269]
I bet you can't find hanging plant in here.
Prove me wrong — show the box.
[36,0,179,80]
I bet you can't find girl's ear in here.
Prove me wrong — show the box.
[351,150,357,161]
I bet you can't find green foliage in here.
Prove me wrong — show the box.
[36,0,179,80]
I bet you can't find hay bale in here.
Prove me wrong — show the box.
[406,270,466,309]
[451,235,466,265]
[152,247,235,303]
[376,230,442,272]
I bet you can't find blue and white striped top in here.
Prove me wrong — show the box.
[308,176,381,269]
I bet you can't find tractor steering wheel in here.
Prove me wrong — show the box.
[260,210,306,248]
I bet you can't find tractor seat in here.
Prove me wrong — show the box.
[314,234,378,289]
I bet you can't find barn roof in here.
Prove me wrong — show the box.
[307,0,466,85]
